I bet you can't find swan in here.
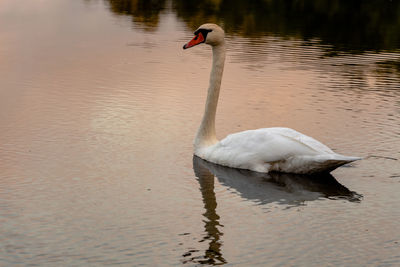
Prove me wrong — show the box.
[183,23,361,174]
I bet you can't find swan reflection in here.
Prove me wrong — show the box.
[194,156,362,206]
[182,157,227,265]
[183,156,361,265]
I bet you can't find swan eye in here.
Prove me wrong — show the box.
[194,29,213,36]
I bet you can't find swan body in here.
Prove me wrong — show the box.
[183,24,360,174]
[196,127,360,174]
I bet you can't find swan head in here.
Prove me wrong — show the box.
[183,24,225,49]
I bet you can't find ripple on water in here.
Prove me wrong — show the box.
[1,0,400,266]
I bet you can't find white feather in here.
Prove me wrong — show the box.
[196,127,360,174]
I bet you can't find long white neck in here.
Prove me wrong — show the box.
[194,43,226,149]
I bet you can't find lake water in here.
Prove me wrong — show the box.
[1,0,399,266]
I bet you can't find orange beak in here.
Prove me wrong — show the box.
[183,32,205,49]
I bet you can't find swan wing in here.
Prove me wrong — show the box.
[260,127,335,154]
[218,127,334,159]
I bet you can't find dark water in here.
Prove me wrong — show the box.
[1,0,399,266]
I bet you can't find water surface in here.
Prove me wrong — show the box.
[1,0,399,266]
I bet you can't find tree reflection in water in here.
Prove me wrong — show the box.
[106,0,400,53]
[107,0,166,31]
[187,156,361,265]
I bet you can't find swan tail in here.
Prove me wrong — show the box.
[310,154,361,174]
[273,154,362,174]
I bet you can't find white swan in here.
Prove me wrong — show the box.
[183,23,361,174]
